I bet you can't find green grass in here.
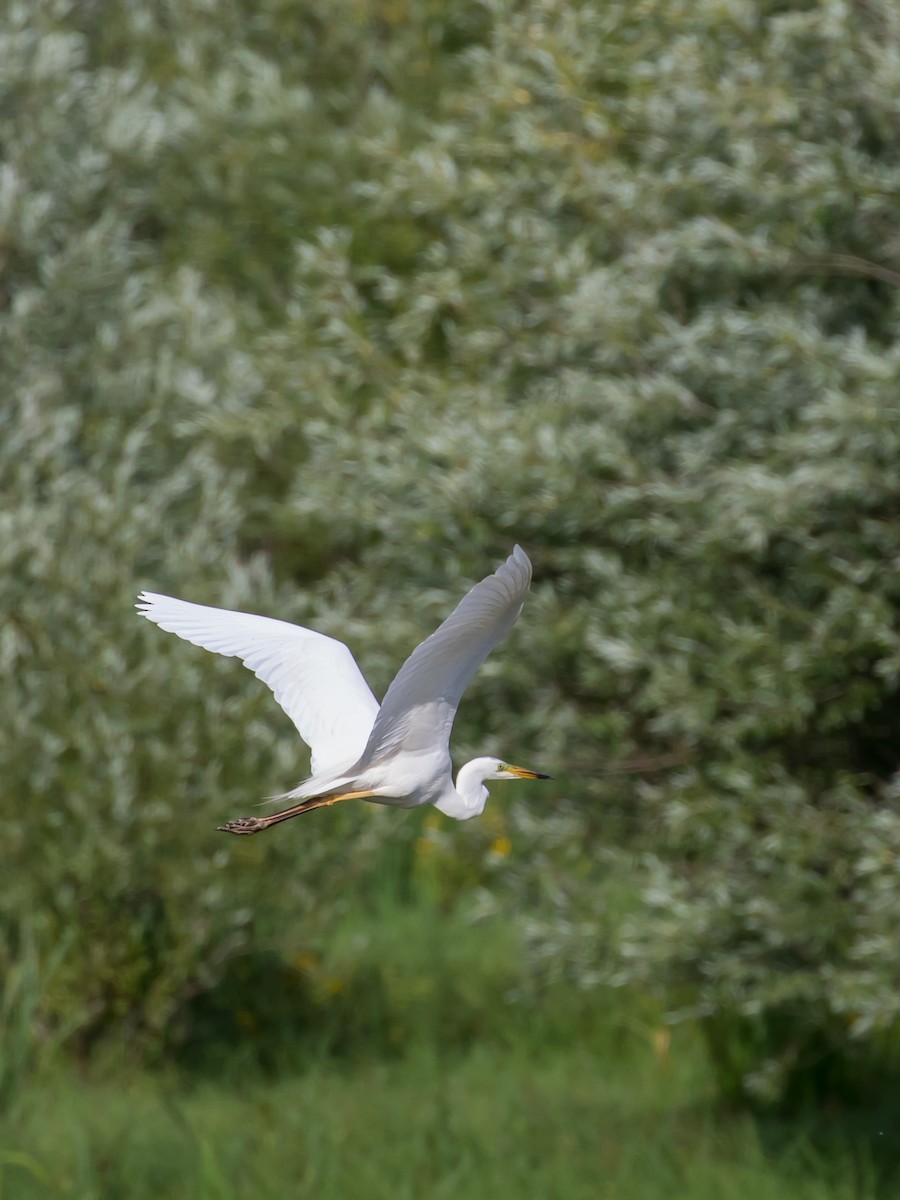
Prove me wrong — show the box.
[0,903,884,1199]
[0,1045,872,1200]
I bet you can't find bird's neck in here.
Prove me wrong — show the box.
[433,759,490,821]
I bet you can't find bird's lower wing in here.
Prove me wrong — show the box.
[136,593,380,775]
[359,545,532,763]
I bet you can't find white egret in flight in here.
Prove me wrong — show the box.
[136,545,548,834]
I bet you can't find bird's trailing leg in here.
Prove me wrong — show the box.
[217,789,376,836]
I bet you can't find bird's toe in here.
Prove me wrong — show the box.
[217,816,266,835]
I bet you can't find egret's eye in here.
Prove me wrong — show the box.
[497,762,508,772]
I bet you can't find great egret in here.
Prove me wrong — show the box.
[136,545,548,834]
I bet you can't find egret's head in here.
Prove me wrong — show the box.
[487,758,551,782]
[446,757,551,820]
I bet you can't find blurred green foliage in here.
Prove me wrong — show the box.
[2,0,900,1122]
[5,1031,875,1200]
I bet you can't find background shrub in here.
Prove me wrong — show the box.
[2,0,899,1111]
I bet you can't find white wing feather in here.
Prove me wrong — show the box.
[135,592,380,776]
[360,545,532,764]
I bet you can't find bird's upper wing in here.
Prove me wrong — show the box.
[359,545,532,764]
[136,592,380,776]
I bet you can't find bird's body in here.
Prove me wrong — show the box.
[137,546,548,833]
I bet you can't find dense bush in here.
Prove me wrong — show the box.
[3,0,900,1108]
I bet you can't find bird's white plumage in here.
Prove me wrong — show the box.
[135,593,379,775]
[136,546,544,826]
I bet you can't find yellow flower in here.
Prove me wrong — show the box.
[490,836,512,858]
[652,1027,671,1067]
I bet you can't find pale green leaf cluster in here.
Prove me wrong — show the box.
[2,0,900,1105]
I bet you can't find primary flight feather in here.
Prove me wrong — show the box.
[136,545,548,833]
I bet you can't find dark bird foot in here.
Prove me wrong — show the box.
[217,816,268,835]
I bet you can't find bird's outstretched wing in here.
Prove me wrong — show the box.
[360,545,532,764]
[136,593,380,775]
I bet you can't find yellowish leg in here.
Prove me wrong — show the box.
[217,789,376,836]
